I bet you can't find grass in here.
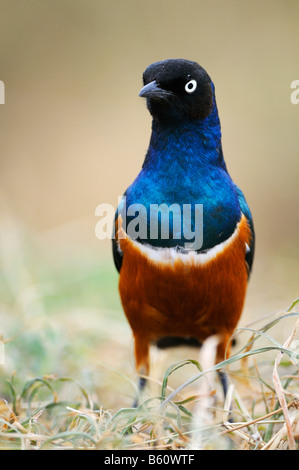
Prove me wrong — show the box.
[1,300,298,450]
[0,222,299,450]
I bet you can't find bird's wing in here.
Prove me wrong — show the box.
[234,184,255,276]
[112,193,127,273]
[112,235,123,273]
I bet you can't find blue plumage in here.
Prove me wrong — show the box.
[115,70,252,254]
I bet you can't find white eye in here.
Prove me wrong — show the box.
[185,79,197,94]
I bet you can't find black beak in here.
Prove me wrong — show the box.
[139,80,173,100]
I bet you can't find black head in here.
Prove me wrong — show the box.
[139,59,213,124]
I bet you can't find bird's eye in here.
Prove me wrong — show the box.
[185,79,197,94]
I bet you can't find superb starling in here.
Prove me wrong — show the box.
[112,59,255,400]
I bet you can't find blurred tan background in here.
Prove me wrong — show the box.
[0,0,298,384]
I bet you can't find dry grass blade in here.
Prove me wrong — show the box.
[271,318,299,450]
[261,400,299,450]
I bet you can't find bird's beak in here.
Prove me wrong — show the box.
[139,80,172,100]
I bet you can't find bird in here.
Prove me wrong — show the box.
[112,59,255,403]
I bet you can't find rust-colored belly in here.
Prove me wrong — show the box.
[117,214,252,372]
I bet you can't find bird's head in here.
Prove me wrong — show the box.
[139,59,214,124]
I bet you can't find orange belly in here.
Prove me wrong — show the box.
[116,214,252,375]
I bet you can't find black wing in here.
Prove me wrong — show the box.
[112,235,123,273]
[234,184,255,277]
[112,192,127,273]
